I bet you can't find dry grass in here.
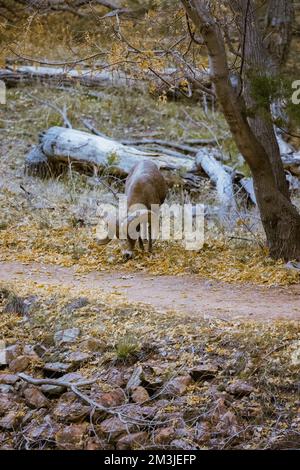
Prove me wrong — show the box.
[0,85,299,286]
[0,278,299,449]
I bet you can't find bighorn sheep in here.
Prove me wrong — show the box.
[98,160,167,259]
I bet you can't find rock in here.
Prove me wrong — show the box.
[24,415,60,441]
[98,416,136,440]
[164,375,193,396]
[215,410,239,437]
[102,368,127,387]
[170,439,197,450]
[43,362,72,376]
[54,328,80,346]
[97,388,125,408]
[154,426,176,444]
[60,372,86,383]
[131,386,150,404]
[0,385,14,394]
[66,351,90,365]
[85,437,109,450]
[79,338,105,352]
[41,372,85,397]
[24,386,49,409]
[190,364,218,381]
[0,374,19,385]
[53,392,90,422]
[226,380,254,397]
[9,355,29,373]
[56,423,88,450]
[116,431,148,450]
[0,410,22,430]
[141,363,165,391]
[64,298,89,313]
[195,421,211,443]
[4,344,23,364]
[126,365,143,392]
[41,384,65,397]
[23,345,40,360]
[0,395,13,415]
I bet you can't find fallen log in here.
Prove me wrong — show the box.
[239,177,257,205]
[0,66,140,89]
[25,126,202,188]
[194,149,237,218]
[282,153,300,176]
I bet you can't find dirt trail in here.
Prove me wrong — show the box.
[0,261,299,321]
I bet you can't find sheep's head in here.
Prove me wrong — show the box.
[96,208,152,258]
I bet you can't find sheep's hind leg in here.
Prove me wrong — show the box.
[138,236,145,251]
[148,223,152,253]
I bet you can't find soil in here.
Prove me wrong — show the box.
[0,261,299,322]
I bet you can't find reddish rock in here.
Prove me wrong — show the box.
[56,423,88,450]
[103,368,127,387]
[23,345,40,360]
[215,410,239,437]
[0,411,22,430]
[164,375,193,396]
[24,386,49,409]
[154,426,176,444]
[116,431,148,450]
[25,416,60,441]
[53,392,90,422]
[226,380,254,397]
[0,374,19,385]
[80,338,105,352]
[66,351,90,365]
[0,395,13,415]
[85,437,110,450]
[170,438,196,450]
[98,388,125,408]
[9,355,29,373]
[98,416,136,439]
[5,345,22,364]
[131,386,149,404]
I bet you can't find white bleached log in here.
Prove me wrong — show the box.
[194,148,237,217]
[239,177,257,205]
[25,126,198,185]
[0,66,141,89]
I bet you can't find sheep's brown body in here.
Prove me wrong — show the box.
[99,160,167,259]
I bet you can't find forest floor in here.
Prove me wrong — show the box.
[0,261,300,322]
[1,17,300,447]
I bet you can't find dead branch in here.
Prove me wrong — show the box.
[18,372,96,387]
[26,93,72,128]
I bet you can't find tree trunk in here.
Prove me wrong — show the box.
[181,0,300,260]
[232,0,290,199]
